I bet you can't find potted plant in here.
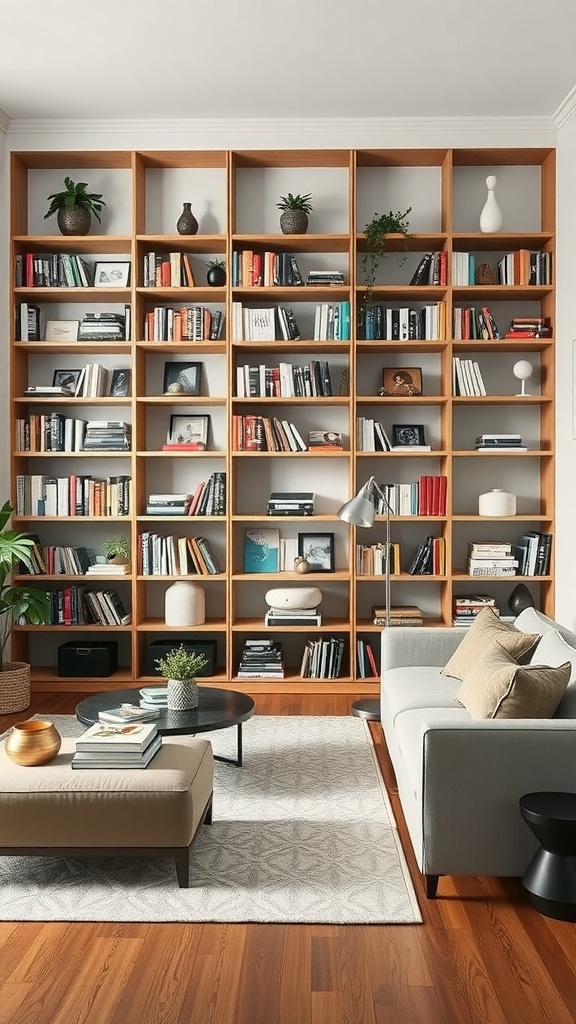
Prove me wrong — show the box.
[206,258,226,287]
[0,501,51,714]
[276,193,313,235]
[103,535,130,565]
[44,176,107,236]
[155,644,208,710]
[361,208,412,303]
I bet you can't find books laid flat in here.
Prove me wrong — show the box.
[75,721,158,752]
[98,703,160,724]
[72,733,162,769]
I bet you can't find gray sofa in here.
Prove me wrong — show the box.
[379,608,576,897]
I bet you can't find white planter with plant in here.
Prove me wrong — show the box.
[155,645,208,710]
[0,502,51,713]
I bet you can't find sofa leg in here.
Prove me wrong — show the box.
[174,848,190,888]
[425,874,439,898]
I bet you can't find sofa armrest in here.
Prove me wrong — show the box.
[380,627,467,672]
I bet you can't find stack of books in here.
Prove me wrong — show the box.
[78,311,128,341]
[146,493,191,516]
[453,594,497,626]
[86,560,130,576]
[306,270,346,286]
[266,492,315,516]
[139,686,169,711]
[475,433,527,452]
[264,605,322,627]
[83,421,131,452]
[71,721,162,770]
[505,316,551,339]
[300,637,344,679]
[237,639,284,678]
[373,605,423,626]
[98,703,160,724]
[514,531,552,576]
[468,542,518,577]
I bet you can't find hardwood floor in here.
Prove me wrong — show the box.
[1,692,576,1024]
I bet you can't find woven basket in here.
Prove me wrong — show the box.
[0,662,31,714]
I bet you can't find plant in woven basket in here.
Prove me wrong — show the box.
[276,192,313,234]
[44,176,107,235]
[361,208,412,304]
[0,501,51,670]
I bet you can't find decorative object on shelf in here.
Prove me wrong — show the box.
[478,488,517,517]
[206,259,226,286]
[164,580,205,626]
[508,583,536,616]
[513,359,534,396]
[476,261,497,285]
[102,535,130,565]
[0,501,51,714]
[5,720,62,766]
[479,175,503,233]
[265,587,321,610]
[276,192,313,235]
[380,367,422,397]
[43,176,106,236]
[176,202,199,235]
[362,208,412,304]
[294,557,310,574]
[154,644,208,711]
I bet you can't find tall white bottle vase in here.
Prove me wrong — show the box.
[479,175,503,233]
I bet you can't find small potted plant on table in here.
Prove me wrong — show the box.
[155,645,208,710]
[44,176,107,236]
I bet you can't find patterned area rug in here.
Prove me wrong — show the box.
[0,715,421,924]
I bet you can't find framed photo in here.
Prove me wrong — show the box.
[44,319,79,342]
[163,361,202,396]
[298,532,335,573]
[308,429,343,449]
[94,261,131,288]
[52,368,81,392]
[109,368,131,398]
[380,367,422,397]
[392,424,426,446]
[168,413,210,447]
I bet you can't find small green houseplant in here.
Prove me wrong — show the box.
[155,644,208,711]
[44,176,107,236]
[103,536,130,564]
[206,258,226,286]
[0,501,51,713]
[362,208,412,303]
[276,192,313,234]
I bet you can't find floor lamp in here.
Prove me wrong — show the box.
[337,476,392,721]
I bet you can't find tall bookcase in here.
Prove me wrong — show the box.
[8,147,556,694]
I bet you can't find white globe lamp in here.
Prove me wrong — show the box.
[513,359,533,397]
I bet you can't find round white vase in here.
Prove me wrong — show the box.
[164,580,205,626]
[478,488,517,517]
[167,678,199,710]
[479,174,503,233]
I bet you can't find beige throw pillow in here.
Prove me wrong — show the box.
[442,606,539,680]
[456,641,570,719]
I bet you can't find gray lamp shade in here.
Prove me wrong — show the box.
[337,481,376,527]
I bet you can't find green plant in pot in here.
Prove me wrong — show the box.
[155,644,208,711]
[44,176,107,236]
[276,193,313,235]
[103,535,131,565]
[206,258,226,287]
[361,208,412,304]
[0,501,51,714]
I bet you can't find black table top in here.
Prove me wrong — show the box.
[76,686,255,737]
[520,791,576,823]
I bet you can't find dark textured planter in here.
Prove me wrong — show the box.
[57,206,91,236]
[176,202,199,235]
[280,210,308,234]
[207,265,226,286]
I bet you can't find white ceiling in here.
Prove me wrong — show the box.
[1,0,575,124]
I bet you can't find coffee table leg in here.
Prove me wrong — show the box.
[213,723,243,767]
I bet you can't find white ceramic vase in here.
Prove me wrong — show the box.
[164,580,205,626]
[479,174,503,233]
[167,677,199,710]
[478,488,517,517]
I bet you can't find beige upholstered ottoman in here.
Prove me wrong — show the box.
[0,734,213,887]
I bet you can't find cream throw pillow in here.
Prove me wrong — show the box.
[456,641,570,719]
[442,606,539,680]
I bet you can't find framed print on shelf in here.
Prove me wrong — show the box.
[244,528,280,573]
[298,532,335,573]
[380,367,422,397]
[44,319,79,342]
[392,424,427,447]
[168,413,210,447]
[94,261,131,288]
[109,368,131,398]
[52,368,81,392]
[163,361,202,396]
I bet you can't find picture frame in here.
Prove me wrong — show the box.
[93,261,131,288]
[380,367,422,397]
[308,430,343,449]
[109,368,131,398]
[392,424,427,446]
[44,319,79,342]
[298,532,335,573]
[168,413,210,447]
[163,361,202,396]
[52,368,81,392]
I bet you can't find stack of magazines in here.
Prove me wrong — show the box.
[71,722,162,769]
[139,686,169,711]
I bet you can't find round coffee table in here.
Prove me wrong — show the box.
[76,686,255,767]
[519,791,576,921]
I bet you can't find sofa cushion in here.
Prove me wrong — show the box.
[381,666,461,726]
[441,606,539,681]
[515,607,576,648]
[529,629,576,718]
[455,641,570,720]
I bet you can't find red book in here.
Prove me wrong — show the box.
[430,476,440,517]
[365,643,379,678]
[438,475,447,516]
[26,252,34,288]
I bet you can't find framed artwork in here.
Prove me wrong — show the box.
[163,361,202,396]
[51,368,81,392]
[168,413,210,446]
[298,532,335,573]
[109,368,131,398]
[244,528,280,573]
[308,430,343,449]
[93,261,131,288]
[380,367,422,397]
[392,424,426,446]
[44,319,79,342]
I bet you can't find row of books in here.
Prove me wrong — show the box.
[232,415,307,452]
[356,542,401,576]
[15,474,131,517]
[146,474,226,518]
[16,414,87,453]
[450,252,478,287]
[466,535,552,577]
[142,251,196,288]
[231,250,303,287]
[300,637,345,679]
[356,639,378,678]
[72,721,162,770]
[357,303,446,341]
[22,542,94,576]
[139,532,221,576]
[313,302,351,341]
[410,251,448,286]
[143,306,223,342]
[356,418,394,453]
[452,357,487,397]
[497,250,553,286]
[365,477,447,517]
[42,586,130,626]
[237,638,284,678]
[231,303,301,342]
[236,360,334,398]
[453,306,500,340]
[407,536,446,575]
[15,252,94,288]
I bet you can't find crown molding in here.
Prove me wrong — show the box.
[0,108,10,135]
[555,83,576,128]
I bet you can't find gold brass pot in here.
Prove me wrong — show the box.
[5,720,62,766]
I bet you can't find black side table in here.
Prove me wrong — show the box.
[519,791,576,921]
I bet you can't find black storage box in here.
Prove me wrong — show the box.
[146,639,216,678]
[58,641,119,678]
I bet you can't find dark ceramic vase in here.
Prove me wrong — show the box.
[508,583,536,616]
[57,206,91,236]
[177,203,199,235]
[207,264,226,286]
